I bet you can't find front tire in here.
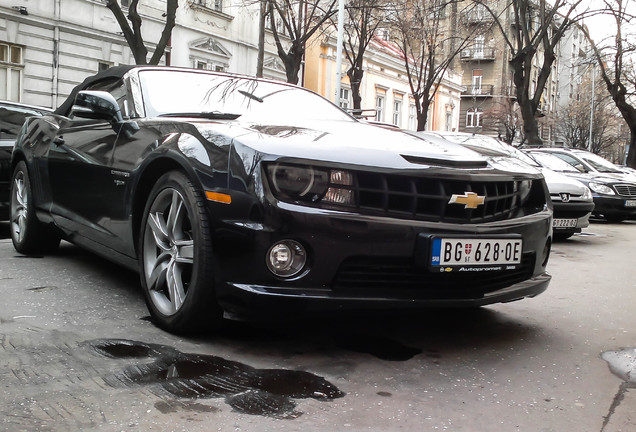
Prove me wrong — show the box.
[10,161,61,254]
[139,171,221,334]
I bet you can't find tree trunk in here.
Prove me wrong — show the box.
[280,42,304,84]
[284,58,301,85]
[347,67,364,111]
[627,130,636,168]
[511,55,542,146]
[417,101,429,131]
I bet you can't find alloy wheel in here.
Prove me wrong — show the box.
[11,170,28,244]
[142,188,195,316]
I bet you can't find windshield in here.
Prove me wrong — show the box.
[530,152,581,173]
[575,151,622,173]
[138,70,353,123]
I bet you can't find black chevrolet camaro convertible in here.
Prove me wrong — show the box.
[10,66,553,333]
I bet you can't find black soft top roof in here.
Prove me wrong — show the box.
[54,65,135,116]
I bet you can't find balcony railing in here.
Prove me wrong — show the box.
[462,85,495,97]
[464,10,493,24]
[461,47,496,61]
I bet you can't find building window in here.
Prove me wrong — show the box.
[0,42,23,102]
[472,69,483,94]
[120,0,129,7]
[266,14,286,35]
[194,60,225,72]
[339,88,350,110]
[408,104,416,130]
[98,62,112,72]
[541,125,551,140]
[474,35,485,58]
[445,112,452,131]
[375,95,384,122]
[466,108,482,128]
[376,28,390,41]
[474,3,487,20]
[393,100,402,126]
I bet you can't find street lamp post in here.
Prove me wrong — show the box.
[588,63,595,152]
[334,0,345,107]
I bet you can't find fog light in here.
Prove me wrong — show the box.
[267,240,307,278]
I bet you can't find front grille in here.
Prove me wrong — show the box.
[614,184,636,198]
[355,172,546,223]
[333,254,535,295]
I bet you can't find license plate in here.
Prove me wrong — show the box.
[625,200,636,207]
[431,238,522,267]
[553,218,577,228]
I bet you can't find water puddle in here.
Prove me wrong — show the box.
[87,339,344,419]
[600,348,636,431]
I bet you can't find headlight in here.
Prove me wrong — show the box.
[581,187,593,200]
[267,164,329,201]
[588,182,615,195]
[266,164,355,205]
[515,180,533,203]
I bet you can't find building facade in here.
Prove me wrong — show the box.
[451,0,567,145]
[304,34,464,132]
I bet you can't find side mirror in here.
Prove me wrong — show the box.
[71,90,123,123]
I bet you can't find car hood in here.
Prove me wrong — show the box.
[540,168,591,196]
[194,119,542,175]
[556,170,635,185]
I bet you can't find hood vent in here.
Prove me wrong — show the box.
[401,154,488,169]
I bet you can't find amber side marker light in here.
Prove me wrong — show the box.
[206,191,232,204]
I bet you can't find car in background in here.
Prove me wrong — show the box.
[10,66,553,333]
[529,148,636,222]
[419,132,594,240]
[0,101,51,219]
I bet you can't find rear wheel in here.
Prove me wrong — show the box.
[139,171,221,334]
[10,161,61,254]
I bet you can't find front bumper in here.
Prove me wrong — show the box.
[212,201,553,320]
[552,201,595,233]
[220,273,551,319]
[592,195,636,218]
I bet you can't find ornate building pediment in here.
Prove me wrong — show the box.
[189,37,231,60]
[263,56,286,73]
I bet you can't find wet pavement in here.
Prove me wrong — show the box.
[1,220,636,431]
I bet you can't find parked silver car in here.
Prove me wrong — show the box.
[528,148,636,222]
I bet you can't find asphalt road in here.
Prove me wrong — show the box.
[0,220,635,432]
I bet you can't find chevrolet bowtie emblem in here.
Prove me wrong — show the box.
[449,192,486,209]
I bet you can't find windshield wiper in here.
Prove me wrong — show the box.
[158,112,241,120]
[238,90,264,103]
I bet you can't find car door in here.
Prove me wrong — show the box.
[48,81,132,252]
[47,117,122,248]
